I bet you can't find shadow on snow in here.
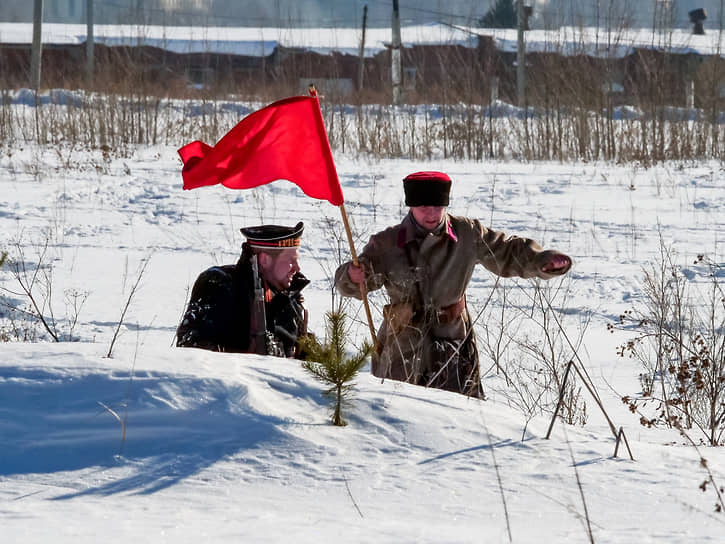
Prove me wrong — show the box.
[0,366,294,496]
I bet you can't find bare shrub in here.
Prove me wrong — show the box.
[516,278,590,426]
[615,243,725,446]
[0,248,43,342]
[480,277,589,434]
[0,307,42,342]
[3,13,725,164]
[3,84,725,165]
[677,423,725,513]
[1,232,88,342]
[107,254,153,358]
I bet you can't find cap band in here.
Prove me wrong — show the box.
[246,238,301,248]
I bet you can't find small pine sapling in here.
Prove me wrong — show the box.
[300,310,372,426]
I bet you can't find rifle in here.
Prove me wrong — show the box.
[249,254,286,357]
[249,254,268,355]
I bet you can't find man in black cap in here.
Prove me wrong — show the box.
[335,172,571,397]
[176,222,310,357]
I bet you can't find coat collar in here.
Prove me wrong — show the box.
[398,212,457,247]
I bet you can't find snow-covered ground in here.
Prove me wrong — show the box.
[2,122,725,542]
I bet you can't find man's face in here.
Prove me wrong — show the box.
[259,248,300,291]
[411,206,446,230]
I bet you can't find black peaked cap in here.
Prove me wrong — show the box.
[240,222,304,249]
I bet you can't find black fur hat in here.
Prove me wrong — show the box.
[403,171,452,207]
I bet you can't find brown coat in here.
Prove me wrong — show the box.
[335,212,571,396]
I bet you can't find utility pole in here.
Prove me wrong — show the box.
[86,0,94,85]
[719,0,724,54]
[358,5,368,93]
[30,0,44,91]
[516,0,526,107]
[391,0,402,105]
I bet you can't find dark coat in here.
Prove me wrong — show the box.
[176,255,309,357]
[335,212,571,396]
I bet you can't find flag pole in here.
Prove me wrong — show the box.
[309,84,377,349]
[338,203,378,349]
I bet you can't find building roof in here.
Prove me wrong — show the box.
[483,26,725,58]
[1,22,723,59]
[0,22,477,57]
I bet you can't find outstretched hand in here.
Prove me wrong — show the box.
[541,253,571,274]
[348,262,366,284]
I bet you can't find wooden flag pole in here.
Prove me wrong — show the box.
[309,85,376,348]
[339,203,378,349]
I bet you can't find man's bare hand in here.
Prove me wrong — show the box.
[348,263,366,284]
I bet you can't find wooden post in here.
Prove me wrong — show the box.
[391,0,402,105]
[30,0,44,91]
[86,0,94,85]
[516,0,525,107]
[339,203,378,350]
[613,427,634,460]
[546,360,634,460]
[358,5,368,92]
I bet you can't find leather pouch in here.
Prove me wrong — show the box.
[383,302,414,335]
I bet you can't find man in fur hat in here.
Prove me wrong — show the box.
[177,222,310,357]
[334,172,571,397]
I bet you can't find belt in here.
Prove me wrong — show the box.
[414,296,466,325]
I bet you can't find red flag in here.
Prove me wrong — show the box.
[178,96,344,206]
